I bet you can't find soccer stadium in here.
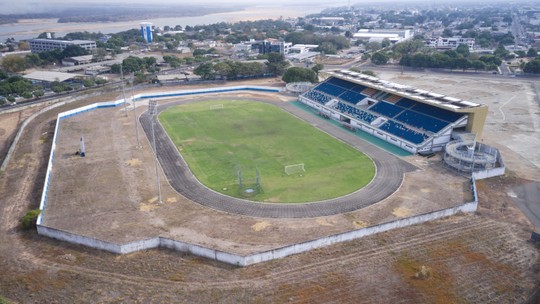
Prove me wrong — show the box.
[34,71,503,266]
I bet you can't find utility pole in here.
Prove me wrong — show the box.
[130,76,141,149]
[120,64,128,117]
[148,99,162,205]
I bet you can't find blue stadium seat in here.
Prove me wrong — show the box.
[395,110,449,133]
[335,102,377,123]
[411,103,464,122]
[349,84,368,93]
[314,82,347,98]
[369,102,404,118]
[379,120,429,144]
[327,77,358,90]
[339,91,367,105]
[302,90,331,105]
[395,98,416,108]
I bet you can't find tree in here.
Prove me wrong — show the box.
[62,45,89,58]
[18,41,29,50]
[33,90,44,98]
[1,55,26,73]
[371,52,388,65]
[366,41,382,52]
[94,48,108,62]
[317,42,337,55]
[121,56,145,73]
[381,38,391,48]
[523,59,540,73]
[471,60,486,71]
[213,61,232,79]
[456,44,470,58]
[266,53,289,76]
[311,63,324,74]
[494,45,510,59]
[25,54,42,67]
[83,79,96,87]
[193,62,215,80]
[282,67,318,83]
[527,48,538,58]
[442,28,453,38]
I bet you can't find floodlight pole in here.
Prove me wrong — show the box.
[120,64,128,117]
[130,76,142,149]
[148,99,163,205]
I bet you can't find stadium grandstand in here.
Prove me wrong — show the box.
[299,70,489,155]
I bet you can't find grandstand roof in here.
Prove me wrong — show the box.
[327,70,485,111]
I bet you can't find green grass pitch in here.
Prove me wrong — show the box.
[159,100,375,203]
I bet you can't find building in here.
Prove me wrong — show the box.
[353,29,412,43]
[140,22,153,43]
[299,70,490,155]
[62,55,94,66]
[252,39,292,55]
[28,39,97,53]
[289,44,319,54]
[426,37,475,50]
[23,71,85,86]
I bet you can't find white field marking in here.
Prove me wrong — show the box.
[498,95,516,121]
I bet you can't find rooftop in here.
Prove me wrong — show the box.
[23,71,82,82]
[329,70,483,111]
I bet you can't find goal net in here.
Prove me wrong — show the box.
[284,163,305,175]
[209,104,224,110]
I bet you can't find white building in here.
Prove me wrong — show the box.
[289,44,319,54]
[353,29,412,43]
[28,39,97,53]
[425,37,475,50]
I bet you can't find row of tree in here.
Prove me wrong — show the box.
[193,60,267,80]
[0,74,43,103]
[399,53,499,71]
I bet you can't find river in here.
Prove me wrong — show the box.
[0,4,328,41]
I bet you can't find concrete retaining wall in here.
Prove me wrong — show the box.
[34,86,479,266]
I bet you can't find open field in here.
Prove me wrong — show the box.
[0,77,538,303]
[159,100,375,203]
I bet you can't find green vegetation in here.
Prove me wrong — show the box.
[21,209,41,230]
[193,60,266,80]
[159,100,375,203]
[282,67,318,83]
[285,31,350,53]
[0,74,42,101]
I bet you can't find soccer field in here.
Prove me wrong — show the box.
[159,100,375,203]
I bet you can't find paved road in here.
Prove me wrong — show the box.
[512,182,540,229]
[140,97,417,218]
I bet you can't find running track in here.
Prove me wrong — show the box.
[139,97,418,218]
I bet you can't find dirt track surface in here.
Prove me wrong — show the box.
[0,79,539,303]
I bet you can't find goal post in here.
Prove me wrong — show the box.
[209,104,224,110]
[284,163,305,175]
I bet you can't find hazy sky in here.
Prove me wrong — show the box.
[5,0,423,14]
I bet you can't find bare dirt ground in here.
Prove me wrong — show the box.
[41,91,465,254]
[0,78,539,303]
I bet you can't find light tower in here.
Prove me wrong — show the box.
[140,22,153,43]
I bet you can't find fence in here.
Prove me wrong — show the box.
[38,178,478,266]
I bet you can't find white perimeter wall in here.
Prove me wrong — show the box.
[36,87,478,267]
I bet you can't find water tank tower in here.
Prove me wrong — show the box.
[140,22,153,43]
